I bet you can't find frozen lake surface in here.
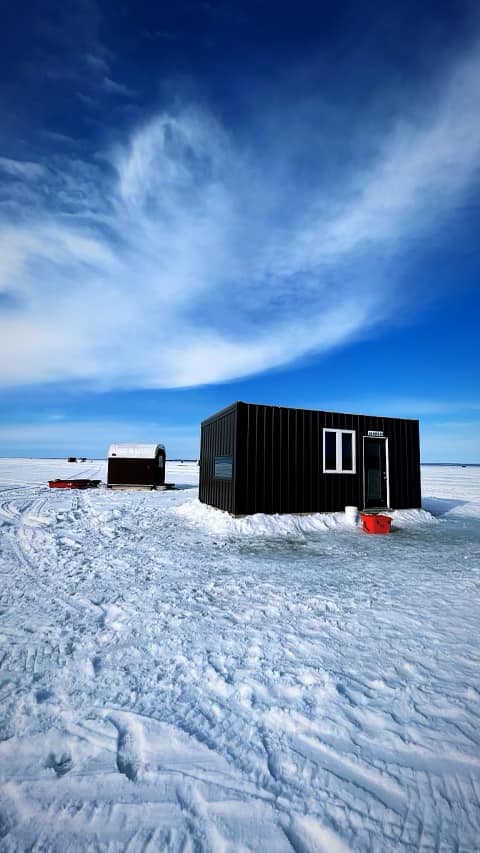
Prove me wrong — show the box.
[0,459,479,851]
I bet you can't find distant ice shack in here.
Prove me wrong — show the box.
[107,443,166,489]
[199,401,421,516]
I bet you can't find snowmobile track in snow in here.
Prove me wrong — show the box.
[0,459,479,851]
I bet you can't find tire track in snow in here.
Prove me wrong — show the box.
[0,500,21,524]
[0,485,107,735]
[0,496,58,640]
[291,732,408,816]
[1,462,480,851]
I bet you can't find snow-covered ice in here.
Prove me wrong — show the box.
[0,459,479,851]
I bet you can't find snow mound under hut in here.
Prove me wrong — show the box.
[177,499,436,537]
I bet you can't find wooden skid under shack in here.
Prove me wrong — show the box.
[107,482,176,491]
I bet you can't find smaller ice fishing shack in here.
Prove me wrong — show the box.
[107,443,166,489]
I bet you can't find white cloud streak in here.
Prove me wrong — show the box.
[1,45,480,390]
[0,157,46,180]
[102,76,135,97]
[315,398,480,418]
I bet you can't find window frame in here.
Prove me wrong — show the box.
[323,428,356,474]
[214,455,233,480]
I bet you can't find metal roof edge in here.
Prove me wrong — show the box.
[200,401,242,426]
[201,400,419,424]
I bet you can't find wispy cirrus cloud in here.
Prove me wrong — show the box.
[1,44,480,390]
[102,76,135,97]
[311,397,480,419]
[0,158,47,180]
[84,51,110,75]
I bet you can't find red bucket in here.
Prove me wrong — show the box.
[361,513,392,534]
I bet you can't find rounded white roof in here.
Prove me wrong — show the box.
[108,443,165,459]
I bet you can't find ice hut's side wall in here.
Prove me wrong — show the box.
[387,417,421,510]
[233,402,421,515]
[199,404,237,513]
[107,450,166,487]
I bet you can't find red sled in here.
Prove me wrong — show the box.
[361,513,392,534]
[48,479,101,489]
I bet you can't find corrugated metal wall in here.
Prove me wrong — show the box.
[387,416,421,510]
[200,401,421,515]
[199,404,237,513]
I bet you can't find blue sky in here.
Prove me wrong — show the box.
[0,0,479,461]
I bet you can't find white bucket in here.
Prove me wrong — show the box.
[344,506,359,526]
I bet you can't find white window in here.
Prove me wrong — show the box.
[323,429,356,473]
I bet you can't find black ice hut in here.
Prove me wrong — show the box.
[107,443,166,489]
[199,402,421,516]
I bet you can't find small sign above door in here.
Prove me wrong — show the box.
[367,430,384,437]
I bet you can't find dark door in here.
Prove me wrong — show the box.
[363,438,388,509]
